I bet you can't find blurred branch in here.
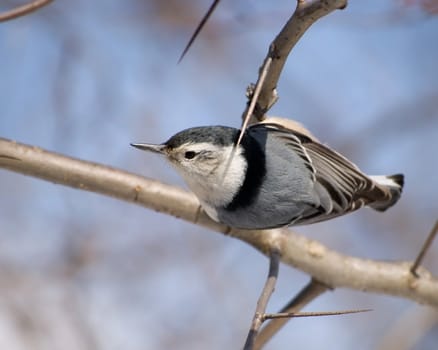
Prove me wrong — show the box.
[377,305,438,350]
[178,0,220,63]
[1,137,438,307]
[0,0,53,22]
[244,0,347,121]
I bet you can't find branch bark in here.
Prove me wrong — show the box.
[1,137,437,307]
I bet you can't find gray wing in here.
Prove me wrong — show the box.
[258,123,386,225]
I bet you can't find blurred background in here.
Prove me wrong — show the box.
[0,0,437,349]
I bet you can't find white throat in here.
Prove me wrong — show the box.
[175,144,247,211]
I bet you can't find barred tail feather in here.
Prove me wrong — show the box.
[368,174,404,212]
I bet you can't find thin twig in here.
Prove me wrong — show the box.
[220,58,272,187]
[411,220,438,277]
[236,57,272,146]
[243,249,280,350]
[0,0,53,22]
[178,0,221,63]
[254,279,329,350]
[263,308,372,320]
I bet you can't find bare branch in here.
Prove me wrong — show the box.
[246,0,348,120]
[1,137,438,307]
[255,279,329,349]
[0,0,53,22]
[411,220,438,277]
[178,0,348,121]
[244,249,280,350]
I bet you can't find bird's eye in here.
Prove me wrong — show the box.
[184,151,197,159]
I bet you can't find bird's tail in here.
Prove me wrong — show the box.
[368,174,404,212]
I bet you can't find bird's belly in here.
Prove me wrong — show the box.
[215,191,316,229]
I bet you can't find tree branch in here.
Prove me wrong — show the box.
[245,0,348,120]
[0,0,53,22]
[1,137,437,307]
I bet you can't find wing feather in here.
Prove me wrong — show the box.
[255,122,379,224]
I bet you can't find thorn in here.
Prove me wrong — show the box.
[178,0,221,63]
[263,308,372,320]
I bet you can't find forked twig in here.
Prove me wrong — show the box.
[411,220,438,277]
[0,0,53,22]
[254,279,329,350]
[243,249,280,350]
[250,0,347,120]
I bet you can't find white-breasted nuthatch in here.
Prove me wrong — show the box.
[131,120,404,229]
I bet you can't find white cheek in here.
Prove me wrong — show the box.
[169,144,247,208]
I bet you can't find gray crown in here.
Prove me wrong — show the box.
[165,126,239,148]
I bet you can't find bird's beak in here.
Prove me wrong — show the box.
[130,143,166,154]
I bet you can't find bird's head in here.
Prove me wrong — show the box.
[131,126,248,209]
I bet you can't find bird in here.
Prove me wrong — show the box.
[131,119,404,230]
